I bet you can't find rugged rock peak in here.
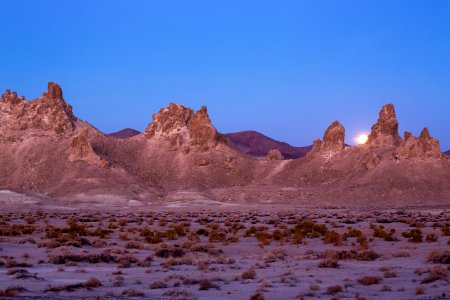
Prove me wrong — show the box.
[322,121,345,151]
[266,149,284,160]
[145,103,194,137]
[145,103,222,148]
[1,89,25,105]
[67,128,108,168]
[44,82,63,100]
[419,127,431,139]
[308,121,345,156]
[404,131,413,141]
[0,82,77,134]
[190,106,221,146]
[367,104,403,146]
[397,128,442,159]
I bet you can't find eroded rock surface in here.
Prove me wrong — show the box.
[67,128,108,168]
[309,121,345,156]
[0,82,76,135]
[367,104,402,146]
[266,149,284,160]
[397,128,442,159]
[144,103,222,148]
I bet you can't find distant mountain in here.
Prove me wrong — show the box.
[108,128,140,139]
[224,131,312,159]
[445,150,450,156]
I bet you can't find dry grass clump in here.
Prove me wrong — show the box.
[49,251,115,264]
[425,233,438,243]
[401,229,423,243]
[198,278,219,290]
[415,286,426,295]
[122,289,145,297]
[322,249,380,261]
[326,284,342,295]
[149,281,168,289]
[420,265,448,284]
[323,231,343,246]
[45,283,85,292]
[84,277,102,289]
[0,286,25,297]
[383,270,398,278]
[370,224,398,241]
[250,289,265,300]
[358,276,381,285]
[242,267,257,280]
[154,244,185,258]
[318,258,339,268]
[427,250,450,264]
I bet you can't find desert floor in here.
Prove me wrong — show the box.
[0,193,449,299]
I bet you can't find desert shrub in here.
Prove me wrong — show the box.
[415,286,425,295]
[0,286,23,297]
[427,250,450,264]
[401,229,423,243]
[343,228,362,239]
[0,224,35,236]
[150,281,168,289]
[318,258,339,268]
[117,255,139,268]
[209,230,227,243]
[371,225,398,241]
[49,251,115,264]
[139,227,163,244]
[441,224,450,236]
[242,267,256,280]
[358,276,381,285]
[383,271,397,278]
[250,290,265,300]
[323,231,343,246]
[421,265,448,284]
[425,233,438,243]
[326,285,342,295]
[154,246,185,258]
[199,278,213,290]
[45,283,84,292]
[357,235,369,249]
[125,241,143,249]
[84,277,102,289]
[272,230,283,241]
[322,250,380,261]
[122,289,145,297]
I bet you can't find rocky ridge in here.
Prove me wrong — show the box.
[0,82,449,206]
[0,82,76,136]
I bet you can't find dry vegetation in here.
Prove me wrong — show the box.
[0,207,449,298]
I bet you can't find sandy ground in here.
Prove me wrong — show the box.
[0,191,449,299]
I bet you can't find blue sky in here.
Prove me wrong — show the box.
[1,0,449,149]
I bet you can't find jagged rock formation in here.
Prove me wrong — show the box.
[266,149,284,160]
[0,84,449,206]
[397,128,442,159]
[144,103,222,149]
[367,104,402,146]
[67,128,108,168]
[309,121,345,156]
[0,82,76,136]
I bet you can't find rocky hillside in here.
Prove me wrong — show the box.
[224,131,312,159]
[108,128,140,139]
[0,82,449,206]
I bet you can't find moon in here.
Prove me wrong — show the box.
[356,134,368,144]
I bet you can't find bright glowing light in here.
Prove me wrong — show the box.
[356,134,368,145]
